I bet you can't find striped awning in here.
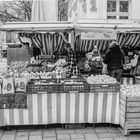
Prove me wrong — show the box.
[75,35,113,53]
[117,33,140,48]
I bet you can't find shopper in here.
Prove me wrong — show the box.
[64,43,80,76]
[103,41,125,82]
[131,50,140,76]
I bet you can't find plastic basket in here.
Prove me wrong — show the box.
[30,78,86,84]
[59,84,90,93]
[90,83,120,92]
[29,78,58,84]
[27,84,59,94]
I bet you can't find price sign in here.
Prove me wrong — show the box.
[2,78,14,94]
[15,78,27,92]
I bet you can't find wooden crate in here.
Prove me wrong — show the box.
[120,92,140,135]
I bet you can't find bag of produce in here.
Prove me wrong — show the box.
[2,77,14,94]
[14,78,27,93]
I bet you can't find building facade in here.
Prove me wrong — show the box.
[68,0,140,21]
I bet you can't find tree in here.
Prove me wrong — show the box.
[0,0,33,23]
[0,0,68,23]
[58,0,68,21]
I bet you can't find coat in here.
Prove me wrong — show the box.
[103,45,125,71]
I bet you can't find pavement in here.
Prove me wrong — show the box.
[0,125,140,140]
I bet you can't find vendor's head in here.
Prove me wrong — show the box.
[65,43,72,52]
[110,41,120,49]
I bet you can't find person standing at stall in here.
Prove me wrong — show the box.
[103,41,125,82]
[64,43,80,77]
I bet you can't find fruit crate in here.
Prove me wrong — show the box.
[59,83,90,93]
[27,84,59,94]
[90,83,120,92]
[120,92,140,135]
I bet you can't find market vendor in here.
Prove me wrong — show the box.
[85,45,102,74]
[86,45,100,61]
[64,43,80,76]
[103,41,125,82]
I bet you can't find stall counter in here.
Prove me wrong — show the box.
[0,92,119,126]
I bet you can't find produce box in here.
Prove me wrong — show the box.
[90,83,120,92]
[120,92,140,135]
[27,83,59,94]
[59,83,90,93]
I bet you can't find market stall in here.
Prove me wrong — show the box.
[74,22,140,135]
[1,21,140,136]
[0,22,121,128]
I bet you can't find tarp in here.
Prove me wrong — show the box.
[31,0,58,22]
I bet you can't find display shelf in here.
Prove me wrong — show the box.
[120,92,140,135]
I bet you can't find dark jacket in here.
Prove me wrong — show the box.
[103,45,125,71]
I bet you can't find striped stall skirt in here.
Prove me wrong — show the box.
[0,92,119,126]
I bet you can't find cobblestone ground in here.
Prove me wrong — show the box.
[0,125,140,140]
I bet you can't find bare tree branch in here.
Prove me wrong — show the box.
[0,0,32,22]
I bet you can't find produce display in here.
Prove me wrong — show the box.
[86,74,117,84]
[7,61,29,72]
[121,85,140,96]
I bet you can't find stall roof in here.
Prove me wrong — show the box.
[1,20,140,33]
[75,19,140,32]
[75,23,140,32]
[0,22,75,32]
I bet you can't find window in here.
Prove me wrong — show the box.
[107,0,130,19]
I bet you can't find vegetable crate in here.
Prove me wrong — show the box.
[27,84,59,94]
[120,92,140,135]
[90,83,120,92]
[59,84,90,93]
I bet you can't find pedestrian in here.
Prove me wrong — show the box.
[103,41,125,82]
[131,50,140,76]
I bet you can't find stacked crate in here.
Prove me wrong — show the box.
[120,93,140,135]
